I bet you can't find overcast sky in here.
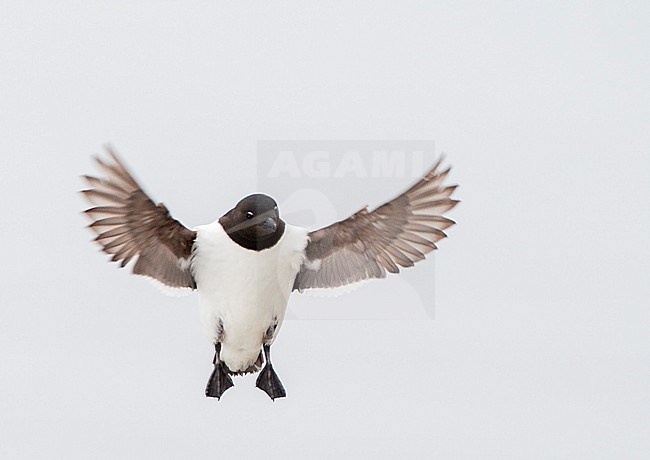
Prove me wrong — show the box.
[1,2,648,459]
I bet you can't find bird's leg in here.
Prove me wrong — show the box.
[205,342,234,400]
[255,344,286,400]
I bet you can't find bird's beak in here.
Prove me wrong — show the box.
[262,217,277,232]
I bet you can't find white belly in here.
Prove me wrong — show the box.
[192,221,308,372]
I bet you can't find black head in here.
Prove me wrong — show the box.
[219,194,285,251]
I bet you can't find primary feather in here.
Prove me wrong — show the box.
[293,157,459,291]
[81,147,196,290]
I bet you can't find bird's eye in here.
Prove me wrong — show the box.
[246,211,254,219]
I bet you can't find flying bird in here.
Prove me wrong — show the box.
[81,148,459,400]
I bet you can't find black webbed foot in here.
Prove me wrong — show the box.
[255,345,286,400]
[256,364,286,400]
[205,343,234,400]
[205,363,234,399]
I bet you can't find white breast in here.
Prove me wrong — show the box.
[191,221,308,372]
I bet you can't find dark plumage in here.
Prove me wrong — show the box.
[293,157,459,291]
[81,148,196,289]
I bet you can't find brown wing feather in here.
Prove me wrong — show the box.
[293,157,459,291]
[81,147,197,290]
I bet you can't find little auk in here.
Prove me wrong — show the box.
[81,147,459,400]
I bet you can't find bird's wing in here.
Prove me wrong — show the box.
[81,147,197,291]
[293,157,459,292]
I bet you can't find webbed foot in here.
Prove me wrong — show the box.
[255,345,286,400]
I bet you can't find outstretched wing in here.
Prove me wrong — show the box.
[293,157,459,292]
[81,147,197,291]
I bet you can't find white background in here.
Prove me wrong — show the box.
[1,2,648,458]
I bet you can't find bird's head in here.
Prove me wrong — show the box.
[219,194,285,250]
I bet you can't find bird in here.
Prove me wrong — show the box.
[81,147,459,400]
